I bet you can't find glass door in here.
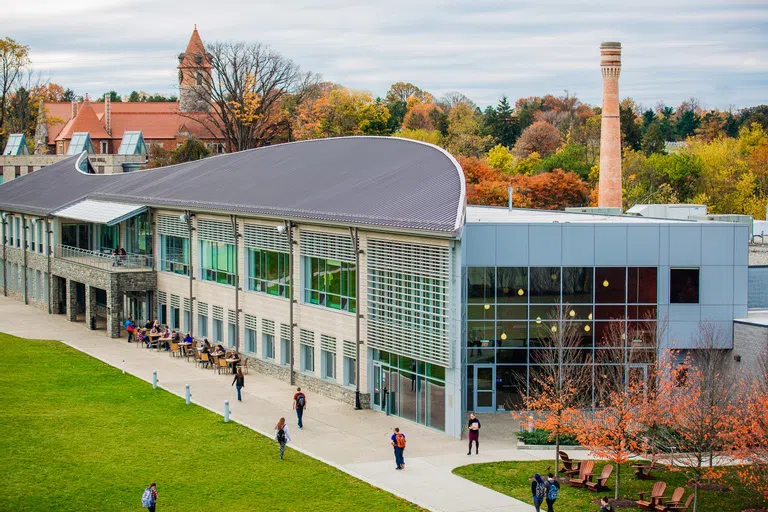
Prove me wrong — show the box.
[473,364,496,413]
[372,362,382,411]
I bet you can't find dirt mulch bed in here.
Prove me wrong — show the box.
[591,498,638,509]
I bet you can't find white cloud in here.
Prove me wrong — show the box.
[1,0,765,108]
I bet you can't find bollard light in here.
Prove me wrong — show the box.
[122,359,125,374]
[152,370,158,390]
[185,384,191,405]
[224,400,230,423]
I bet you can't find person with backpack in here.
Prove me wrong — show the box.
[391,427,406,470]
[125,316,134,343]
[531,473,546,512]
[232,368,245,402]
[545,473,560,512]
[274,417,291,460]
[599,496,615,512]
[141,482,158,511]
[293,387,306,429]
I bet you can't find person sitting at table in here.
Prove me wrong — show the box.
[201,339,212,367]
[184,333,193,344]
[228,350,241,374]
[136,330,146,347]
[214,344,225,355]
[172,330,180,342]
[161,327,172,350]
[203,339,212,350]
[145,319,153,330]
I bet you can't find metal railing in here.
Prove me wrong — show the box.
[55,245,153,271]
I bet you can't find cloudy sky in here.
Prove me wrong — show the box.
[3,0,766,109]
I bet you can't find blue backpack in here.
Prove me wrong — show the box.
[141,488,154,508]
[547,481,559,500]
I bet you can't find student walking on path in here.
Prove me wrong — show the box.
[232,368,245,402]
[274,417,291,461]
[531,473,546,512]
[467,412,481,455]
[391,427,406,470]
[141,482,158,512]
[545,473,560,512]
[293,387,306,429]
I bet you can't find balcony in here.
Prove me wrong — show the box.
[55,245,153,272]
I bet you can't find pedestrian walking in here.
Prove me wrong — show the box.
[232,367,245,402]
[545,473,560,512]
[141,482,158,512]
[293,387,306,429]
[467,412,481,455]
[125,316,134,343]
[274,417,291,460]
[531,473,546,512]
[391,427,406,470]
[599,497,615,512]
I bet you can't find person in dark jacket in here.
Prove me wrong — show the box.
[599,497,615,512]
[467,412,481,455]
[232,368,245,402]
[545,473,560,512]
[531,473,546,512]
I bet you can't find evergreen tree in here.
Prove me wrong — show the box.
[642,121,666,155]
[675,109,700,139]
[620,104,642,151]
[641,109,656,133]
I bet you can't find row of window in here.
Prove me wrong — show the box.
[2,217,46,254]
[0,261,48,302]
[159,235,357,313]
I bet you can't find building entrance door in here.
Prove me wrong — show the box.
[473,364,496,413]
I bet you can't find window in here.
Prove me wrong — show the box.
[100,141,108,153]
[246,328,257,354]
[281,338,290,366]
[171,305,180,330]
[670,268,699,304]
[184,310,191,333]
[198,313,208,337]
[29,220,35,252]
[247,248,290,298]
[321,349,336,380]
[213,318,223,343]
[160,235,189,275]
[228,321,236,347]
[343,356,356,386]
[125,213,152,255]
[263,333,275,360]
[301,344,314,373]
[36,222,43,253]
[303,257,356,312]
[7,217,13,246]
[196,71,203,86]
[158,301,167,326]
[15,166,21,178]
[99,225,119,253]
[200,240,235,285]
[15,218,20,247]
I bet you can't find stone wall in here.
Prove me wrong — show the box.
[732,321,768,379]
[749,266,768,309]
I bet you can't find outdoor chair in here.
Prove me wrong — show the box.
[192,351,201,367]
[568,459,594,488]
[654,487,685,511]
[200,353,210,369]
[169,343,179,357]
[586,464,613,492]
[217,357,228,374]
[636,481,667,510]
[237,357,249,375]
[633,458,657,479]
[660,494,693,512]
[558,451,577,474]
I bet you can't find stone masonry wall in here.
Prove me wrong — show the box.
[732,321,768,378]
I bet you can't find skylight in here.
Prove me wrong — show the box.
[2,133,30,156]
[67,132,95,156]
[117,131,148,155]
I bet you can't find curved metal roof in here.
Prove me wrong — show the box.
[0,137,465,235]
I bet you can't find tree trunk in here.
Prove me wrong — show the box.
[615,463,621,500]
[555,433,560,476]
[693,484,699,512]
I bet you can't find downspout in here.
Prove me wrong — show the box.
[231,215,240,352]
[22,214,28,305]
[46,218,52,314]
[287,220,295,386]
[186,211,195,337]
[349,226,362,410]
[2,214,7,297]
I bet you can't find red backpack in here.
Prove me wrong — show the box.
[395,433,406,448]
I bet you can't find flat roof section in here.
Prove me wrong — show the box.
[467,205,703,225]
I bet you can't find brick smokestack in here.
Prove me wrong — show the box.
[598,42,622,209]
[104,93,112,136]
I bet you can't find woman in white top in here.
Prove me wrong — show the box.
[274,417,291,460]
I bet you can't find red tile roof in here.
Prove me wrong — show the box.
[57,98,110,140]
[178,27,211,69]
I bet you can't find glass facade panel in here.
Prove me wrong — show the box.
[160,235,189,275]
[303,257,356,312]
[628,267,657,303]
[530,267,560,303]
[495,321,527,347]
[670,268,699,304]
[496,267,527,303]
[562,267,592,303]
[247,248,290,298]
[200,240,236,286]
[467,267,494,303]
[595,267,626,303]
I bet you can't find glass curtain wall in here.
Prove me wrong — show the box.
[125,213,152,255]
[465,266,658,411]
[160,235,190,275]
[374,350,446,431]
[200,240,236,286]
[304,257,356,313]
[247,248,290,297]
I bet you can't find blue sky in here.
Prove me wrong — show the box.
[3,0,766,110]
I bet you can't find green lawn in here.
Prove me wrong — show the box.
[0,334,421,512]
[453,460,761,512]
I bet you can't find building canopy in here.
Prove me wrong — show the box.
[53,199,146,226]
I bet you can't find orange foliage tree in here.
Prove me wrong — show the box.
[514,120,561,158]
[402,100,443,131]
[510,169,590,210]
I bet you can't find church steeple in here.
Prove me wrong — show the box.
[178,26,212,113]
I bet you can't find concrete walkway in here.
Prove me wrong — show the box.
[0,296,572,512]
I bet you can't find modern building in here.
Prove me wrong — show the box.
[0,136,750,438]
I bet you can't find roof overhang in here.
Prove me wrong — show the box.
[53,199,146,226]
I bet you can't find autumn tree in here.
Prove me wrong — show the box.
[513,121,560,158]
[514,304,592,473]
[486,144,515,174]
[293,85,389,139]
[0,37,30,145]
[511,169,590,210]
[194,40,319,151]
[148,137,210,168]
[445,101,493,158]
[402,100,443,132]
[385,82,430,104]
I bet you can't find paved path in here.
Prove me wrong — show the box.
[0,296,577,512]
